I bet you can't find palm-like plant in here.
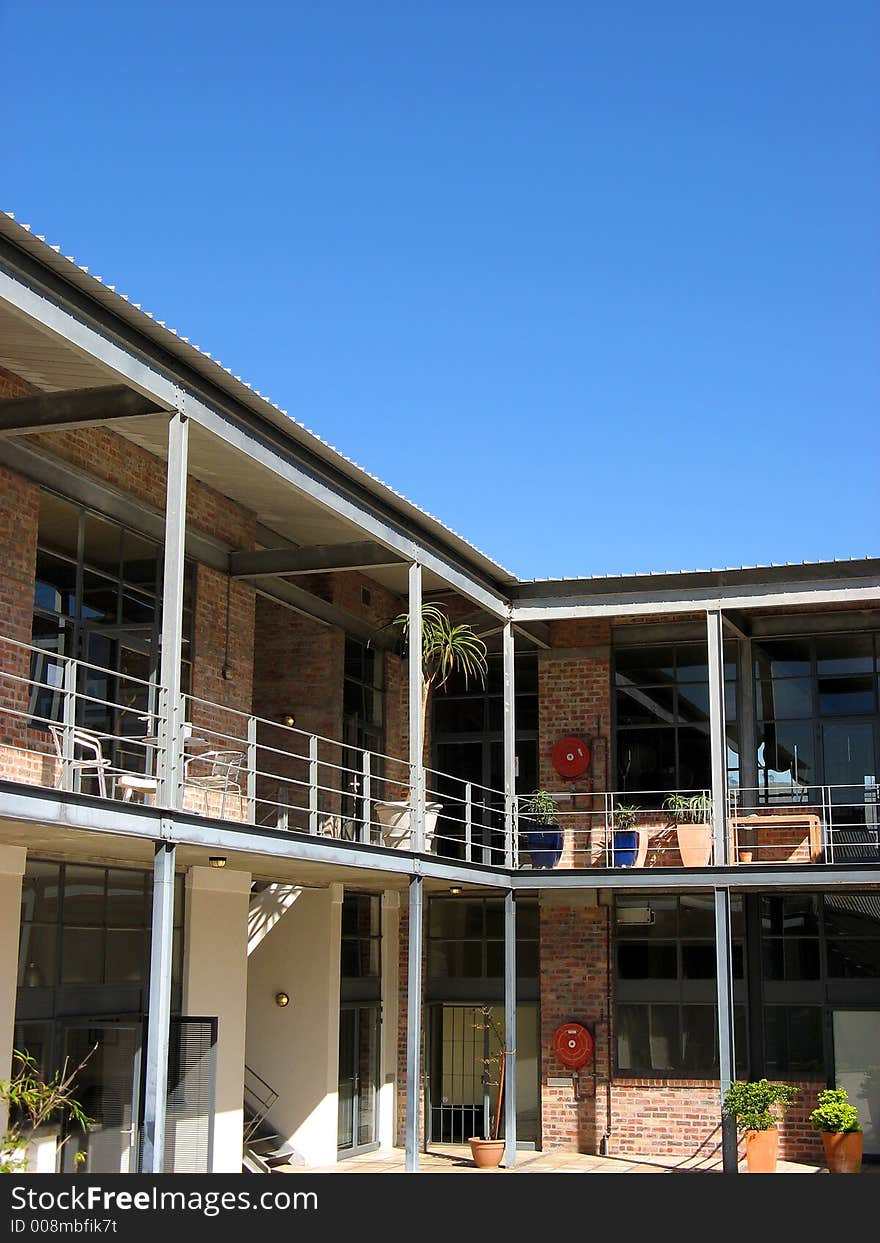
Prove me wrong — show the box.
[390,602,489,742]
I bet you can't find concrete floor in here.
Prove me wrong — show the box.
[276,1144,841,1174]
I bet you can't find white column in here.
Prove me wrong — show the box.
[157,411,189,808]
[408,562,425,851]
[183,865,251,1172]
[378,890,400,1150]
[0,845,27,1135]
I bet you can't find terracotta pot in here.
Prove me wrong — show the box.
[675,823,713,868]
[822,1130,863,1173]
[469,1137,505,1169]
[738,849,754,864]
[744,1128,778,1173]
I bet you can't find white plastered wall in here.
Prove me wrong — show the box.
[183,865,251,1173]
[245,883,343,1167]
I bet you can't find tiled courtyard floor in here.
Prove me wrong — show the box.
[276,1144,846,1174]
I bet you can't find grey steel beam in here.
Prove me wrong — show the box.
[503,621,516,868]
[140,840,176,1172]
[512,580,880,621]
[0,384,163,435]
[508,864,880,890]
[156,413,188,808]
[502,889,517,1167]
[723,610,751,640]
[404,874,424,1172]
[246,577,398,647]
[409,563,426,853]
[0,260,510,618]
[707,609,730,866]
[230,541,405,578]
[714,887,739,1174]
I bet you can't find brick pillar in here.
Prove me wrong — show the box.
[539,894,612,1152]
[0,466,41,784]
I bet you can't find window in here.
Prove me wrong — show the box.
[340,893,381,980]
[614,641,737,797]
[427,896,539,989]
[614,893,747,1078]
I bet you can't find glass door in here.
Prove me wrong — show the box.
[60,1020,142,1173]
[337,1004,380,1156]
[832,1010,880,1157]
[821,722,879,859]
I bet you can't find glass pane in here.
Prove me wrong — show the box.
[677,726,712,790]
[485,900,504,938]
[34,549,77,617]
[617,728,676,791]
[617,943,678,979]
[826,939,880,979]
[617,1004,678,1072]
[678,894,715,938]
[762,939,820,980]
[681,1006,717,1073]
[615,648,675,686]
[515,900,539,941]
[757,677,813,720]
[83,512,121,575]
[761,894,819,935]
[764,1006,823,1075]
[675,645,709,683]
[616,684,675,727]
[63,866,105,926]
[21,861,61,924]
[61,928,103,985]
[356,1008,379,1148]
[677,682,710,723]
[754,639,812,679]
[341,894,379,937]
[106,870,146,928]
[17,925,56,988]
[105,930,145,984]
[337,1008,356,1150]
[681,943,716,979]
[340,938,380,978]
[758,721,815,788]
[429,899,484,939]
[815,635,873,676]
[429,942,483,978]
[434,698,485,734]
[818,675,876,717]
[823,894,880,937]
[486,941,504,976]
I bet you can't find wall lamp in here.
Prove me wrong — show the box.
[279,714,296,729]
[208,856,227,869]
[275,992,291,1008]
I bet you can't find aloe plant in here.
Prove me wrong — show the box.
[520,789,559,826]
[389,603,488,741]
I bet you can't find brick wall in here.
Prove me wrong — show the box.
[0,466,44,785]
[537,896,824,1162]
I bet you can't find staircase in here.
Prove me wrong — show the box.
[242,1064,301,1173]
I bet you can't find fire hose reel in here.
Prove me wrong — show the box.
[552,1022,594,1070]
[552,736,592,780]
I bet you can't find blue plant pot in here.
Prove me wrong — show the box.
[613,829,639,868]
[521,824,563,869]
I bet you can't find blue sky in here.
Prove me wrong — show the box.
[3,2,878,579]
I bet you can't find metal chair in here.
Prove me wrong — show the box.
[183,748,245,817]
[48,724,110,797]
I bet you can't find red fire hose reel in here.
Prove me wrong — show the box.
[552,736,592,780]
[552,1022,594,1070]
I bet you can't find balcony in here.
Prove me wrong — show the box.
[1,632,877,875]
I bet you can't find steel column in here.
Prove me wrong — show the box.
[502,888,517,1167]
[157,413,189,808]
[738,637,757,808]
[707,609,730,865]
[502,621,516,868]
[140,840,176,1172]
[404,874,424,1172]
[714,886,739,1174]
[408,563,425,853]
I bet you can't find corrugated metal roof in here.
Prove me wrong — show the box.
[516,557,880,586]
[0,212,516,586]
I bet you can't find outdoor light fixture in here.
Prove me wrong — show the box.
[275,992,290,1008]
[280,714,296,728]
[208,856,227,869]
[449,887,462,895]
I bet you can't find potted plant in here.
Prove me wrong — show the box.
[1,1047,93,1172]
[809,1088,863,1173]
[469,1006,507,1169]
[373,604,488,849]
[722,1079,799,1173]
[663,792,713,867]
[612,803,642,868]
[519,790,563,868]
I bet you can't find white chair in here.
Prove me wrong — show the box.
[183,749,245,817]
[48,725,110,797]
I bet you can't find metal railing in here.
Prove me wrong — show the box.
[2,632,877,871]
